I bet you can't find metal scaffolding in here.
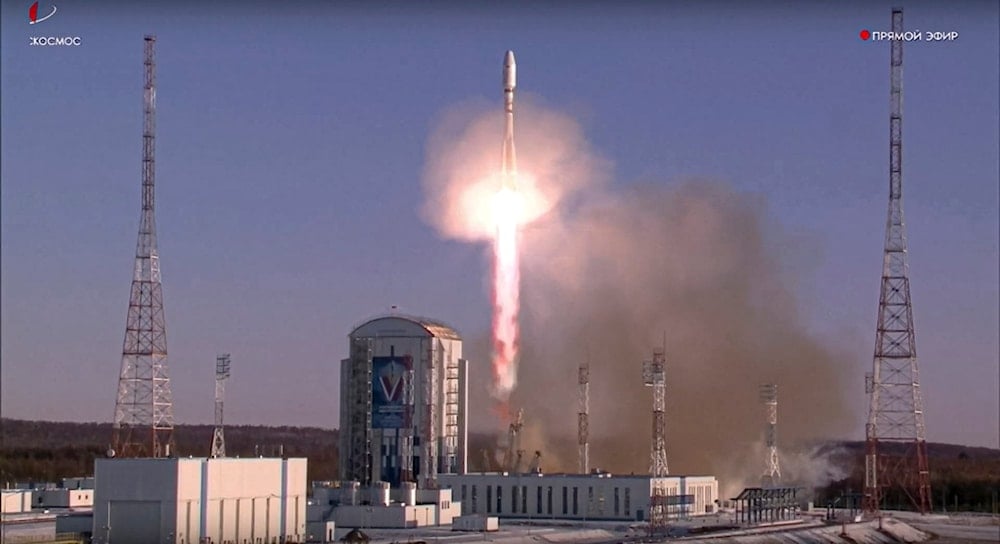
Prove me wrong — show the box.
[422,342,439,488]
[345,337,373,485]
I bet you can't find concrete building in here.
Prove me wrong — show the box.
[308,481,461,530]
[34,488,93,508]
[438,472,719,522]
[93,457,307,544]
[1,490,32,513]
[339,313,469,488]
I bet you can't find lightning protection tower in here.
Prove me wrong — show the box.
[578,356,590,474]
[642,347,669,477]
[863,7,932,516]
[643,344,670,535]
[759,383,780,486]
[211,354,232,458]
[111,35,175,459]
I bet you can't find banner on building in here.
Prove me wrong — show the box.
[372,355,412,429]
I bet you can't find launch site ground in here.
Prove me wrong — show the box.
[309,511,999,544]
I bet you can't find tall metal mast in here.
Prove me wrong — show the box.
[578,355,590,474]
[863,8,932,515]
[642,347,669,477]
[211,354,232,458]
[760,384,780,486]
[111,35,175,459]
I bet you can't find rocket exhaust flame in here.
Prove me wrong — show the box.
[492,50,521,407]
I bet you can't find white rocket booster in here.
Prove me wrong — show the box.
[501,50,517,188]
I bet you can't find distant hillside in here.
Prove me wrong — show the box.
[2,419,997,512]
[0,419,338,483]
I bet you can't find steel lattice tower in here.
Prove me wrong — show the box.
[642,348,669,477]
[211,354,231,458]
[863,8,932,515]
[111,35,175,459]
[760,384,780,486]
[578,356,590,474]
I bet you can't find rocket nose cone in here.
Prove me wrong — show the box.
[503,50,516,90]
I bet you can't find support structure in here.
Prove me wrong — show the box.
[111,35,175,459]
[760,383,780,486]
[422,343,439,488]
[578,356,590,474]
[643,346,669,534]
[863,7,932,516]
[642,348,669,477]
[345,338,373,485]
[210,354,231,458]
[503,408,524,473]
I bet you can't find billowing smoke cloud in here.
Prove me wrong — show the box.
[421,99,856,488]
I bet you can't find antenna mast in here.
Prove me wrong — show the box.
[760,383,780,486]
[211,354,232,458]
[863,7,932,516]
[111,35,175,459]
[578,355,590,474]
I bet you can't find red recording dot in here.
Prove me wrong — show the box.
[860,29,871,40]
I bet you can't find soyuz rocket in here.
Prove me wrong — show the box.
[501,50,517,189]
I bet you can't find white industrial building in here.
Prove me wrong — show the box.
[1,490,32,513]
[438,473,719,522]
[339,313,469,488]
[93,457,307,544]
[308,481,461,530]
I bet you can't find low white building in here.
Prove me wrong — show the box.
[1,490,32,513]
[309,482,461,529]
[93,457,307,544]
[438,472,718,522]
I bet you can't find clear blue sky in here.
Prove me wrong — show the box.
[2,1,997,448]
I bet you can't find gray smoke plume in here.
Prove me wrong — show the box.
[421,100,857,487]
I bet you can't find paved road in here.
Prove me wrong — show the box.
[910,521,1000,543]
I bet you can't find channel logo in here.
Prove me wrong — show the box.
[29,1,57,25]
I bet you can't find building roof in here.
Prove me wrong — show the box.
[351,313,461,340]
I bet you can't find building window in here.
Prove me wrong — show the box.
[547,486,553,515]
[573,487,578,515]
[537,486,543,514]
[522,485,527,513]
[497,485,503,513]
[624,487,631,515]
[487,486,492,513]
[472,485,478,512]
[588,487,593,517]
[511,486,517,514]
[462,485,467,502]
[562,487,568,515]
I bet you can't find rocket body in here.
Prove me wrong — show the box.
[501,50,517,188]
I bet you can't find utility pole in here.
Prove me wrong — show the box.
[111,35,175,459]
[863,7,932,516]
